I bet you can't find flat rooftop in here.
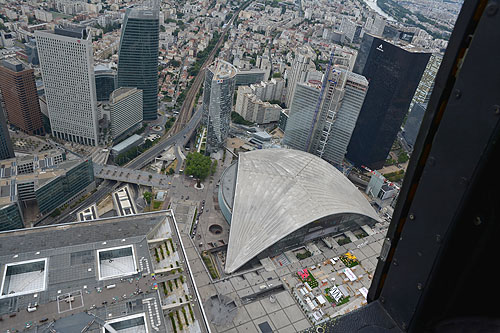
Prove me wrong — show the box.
[112,185,137,216]
[209,59,237,81]
[0,150,83,206]
[0,212,172,332]
[77,203,99,221]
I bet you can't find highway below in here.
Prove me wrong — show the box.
[37,108,202,226]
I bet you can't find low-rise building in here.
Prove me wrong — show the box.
[0,150,95,230]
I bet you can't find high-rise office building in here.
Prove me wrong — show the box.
[36,26,100,146]
[347,34,430,169]
[202,59,237,153]
[0,59,44,135]
[322,72,368,166]
[283,67,368,166]
[117,7,159,121]
[285,47,314,107]
[109,87,143,140]
[0,103,15,160]
[409,54,442,112]
[283,81,321,152]
[402,103,426,148]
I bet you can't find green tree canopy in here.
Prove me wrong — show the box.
[143,191,153,205]
[185,152,213,187]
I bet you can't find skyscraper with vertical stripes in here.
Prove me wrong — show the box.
[117,7,159,121]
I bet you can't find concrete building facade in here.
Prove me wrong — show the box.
[36,26,99,146]
[285,46,315,107]
[284,68,368,166]
[109,87,143,140]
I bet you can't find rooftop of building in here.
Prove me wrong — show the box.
[367,33,430,53]
[126,6,159,20]
[77,203,99,221]
[112,185,137,216]
[0,211,174,332]
[1,58,27,72]
[54,25,88,39]
[225,149,380,273]
[111,134,143,153]
[209,58,237,80]
[110,87,141,104]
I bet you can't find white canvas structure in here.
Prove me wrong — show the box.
[225,149,380,273]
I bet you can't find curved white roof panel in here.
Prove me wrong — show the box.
[225,149,380,273]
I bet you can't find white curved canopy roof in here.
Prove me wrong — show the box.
[225,149,380,273]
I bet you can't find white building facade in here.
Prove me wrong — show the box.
[109,87,143,140]
[36,26,100,146]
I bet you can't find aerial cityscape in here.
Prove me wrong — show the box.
[0,0,463,331]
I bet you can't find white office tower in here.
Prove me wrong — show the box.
[284,67,368,166]
[109,87,143,140]
[36,26,99,146]
[285,47,315,108]
[322,72,368,165]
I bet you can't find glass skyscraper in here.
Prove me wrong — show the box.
[117,7,159,121]
[347,34,431,169]
[202,59,237,153]
[95,67,117,102]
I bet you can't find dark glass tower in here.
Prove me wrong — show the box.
[95,67,117,102]
[347,34,430,169]
[117,7,159,121]
[0,103,15,160]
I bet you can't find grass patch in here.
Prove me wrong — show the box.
[337,237,351,246]
[154,247,160,262]
[176,310,183,330]
[168,280,173,291]
[298,272,318,288]
[153,200,162,210]
[163,282,168,295]
[169,238,175,252]
[296,250,312,260]
[188,303,195,321]
[174,278,178,288]
[169,312,177,333]
[201,252,219,279]
[182,307,189,326]
[336,295,351,306]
